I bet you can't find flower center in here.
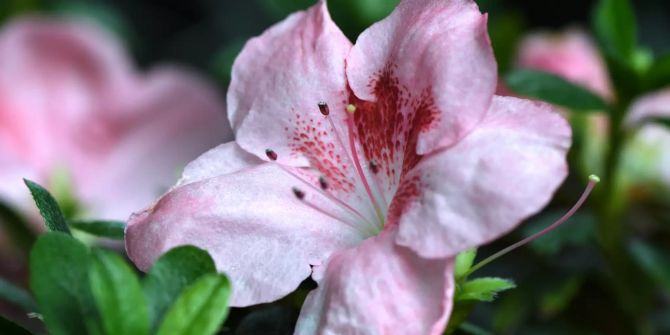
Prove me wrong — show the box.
[265,102,391,237]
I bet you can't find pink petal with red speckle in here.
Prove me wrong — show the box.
[346,0,496,157]
[394,96,571,258]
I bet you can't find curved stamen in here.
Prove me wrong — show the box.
[345,104,385,227]
[318,101,384,225]
[292,187,375,236]
[368,159,389,210]
[465,174,601,276]
[266,148,377,230]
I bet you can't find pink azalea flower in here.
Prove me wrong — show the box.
[515,28,670,199]
[516,29,613,101]
[126,0,570,333]
[0,17,230,220]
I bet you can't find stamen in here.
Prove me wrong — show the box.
[318,101,330,116]
[267,148,378,231]
[319,176,328,190]
[369,160,380,174]
[293,188,375,236]
[345,107,385,226]
[464,174,601,276]
[265,149,278,161]
[317,102,384,226]
[292,187,305,200]
[368,160,389,209]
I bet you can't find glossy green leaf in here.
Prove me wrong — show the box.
[23,179,70,234]
[69,220,125,240]
[593,0,637,64]
[143,246,217,331]
[0,278,38,312]
[156,274,231,335]
[505,70,609,111]
[89,249,149,335]
[454,249,477,280]
[456,277,516,302]
[30,233,98,335]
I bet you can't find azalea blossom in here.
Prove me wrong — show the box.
[515,28,670,200]
[126,0,570,333]
[0,17,230,220]
[516,29,613,101]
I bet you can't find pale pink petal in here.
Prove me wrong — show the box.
[176,142,262,187]
[126,163,363,307]
[295,228,454,335]
[347,0,496,155]
[394,96,571,258]
[0,17,134,127]
[626,87,670,125]
[623,88,670,187]
[516,29,613,101]
[76,67,230,220]
[228,1,352,167]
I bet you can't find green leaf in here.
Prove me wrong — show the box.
[454,249,477,280]
[0,315,34,335]
[143,246,217,331]
[156,274,231,335]
[593,0,637,65]
[30,232,98,335]
[23,179,70,234]
[0,278,38,312]
[0,200,36,252]
[629,240,670,293]
[505,70,609,111]
[456,277,516,302]
[89,249,149,335]
[69,220,125,240]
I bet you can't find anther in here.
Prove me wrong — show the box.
[369,160,380,174]
[319,176,328,190]
[318,101,330,116]
[346,104,357,114]
[265,149,278,161]
[292,187,305,200]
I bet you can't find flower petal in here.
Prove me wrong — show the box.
[295,228,454,335]
[229,1,352,167]
[125,163,363,307]
[394,96,571,258]
[627,87,670,125]
[347,0,496,155]
[76,67,230,220]
[176,141,262,187]
[516,29,613,101]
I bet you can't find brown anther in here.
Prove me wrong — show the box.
[265,149,278,161]
[369,160,380,174]
[292,187,305,200]
[318,101,330,116]
[318,176,328,190]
